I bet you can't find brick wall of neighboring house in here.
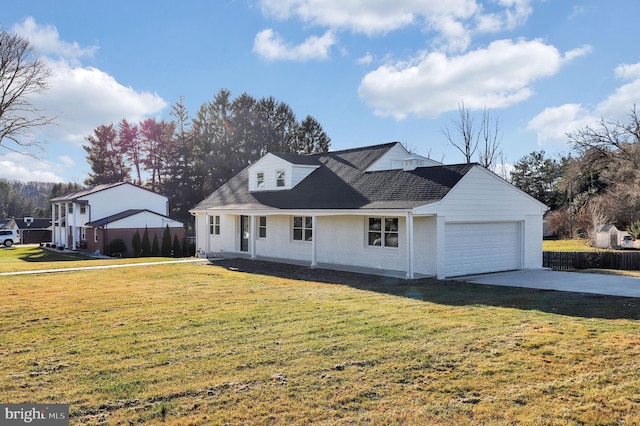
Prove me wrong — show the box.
[88,227,186,257]
[21,229,52,244]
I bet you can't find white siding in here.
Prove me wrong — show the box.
[315,215,407,274]
[413,216,437,276]
[81,184,168,221]
[254,215,312,262]
[367,143,440,172]
[248,153,318,191]
[421,167,545,220]
[105,212,182,229]
[207,214,238,254]
[523,214,543,269]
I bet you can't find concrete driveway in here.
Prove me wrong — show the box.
[459,269,640,298]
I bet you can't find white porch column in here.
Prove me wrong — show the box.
[51,204,55,244]
[435,215,447,279]
[406,212,414,279]
[57,204,63,246]
[250,215,256,259]
[310,215,317,268]
[71,202,77,250]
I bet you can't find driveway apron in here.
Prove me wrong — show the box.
[458,269,640,298]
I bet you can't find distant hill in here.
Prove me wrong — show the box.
[0,180,83,218]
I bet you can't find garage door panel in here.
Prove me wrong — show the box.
[445,222,521,277]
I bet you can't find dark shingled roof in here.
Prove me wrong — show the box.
[193,142,475,211]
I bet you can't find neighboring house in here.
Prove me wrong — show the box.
[0,218,19,232]
[50,182,184,255]
[0,218,20,244]
[592,224,620,249]
[190,142,548,279]
[15,217,52,244]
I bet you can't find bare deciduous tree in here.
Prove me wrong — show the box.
[442,102,502,169]
[442,101,477,164]
[0,28,54,153]
[477,107,503,169]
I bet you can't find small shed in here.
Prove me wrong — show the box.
[592,224,619,249]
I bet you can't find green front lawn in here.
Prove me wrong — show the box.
[1,249,638,424]
[0,245,181,273]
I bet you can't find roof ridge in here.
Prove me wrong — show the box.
[321,141,400,156]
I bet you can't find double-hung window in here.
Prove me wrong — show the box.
[258,216,267,238]
[257,172,265,189]
[368,217,398,248]
[293,216,312,242]
[209,215,220,235]
[276,170,285,187]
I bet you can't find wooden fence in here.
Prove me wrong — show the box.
[543,251,640,271]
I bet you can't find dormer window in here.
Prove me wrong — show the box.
[257,172,265,189]
[276,170,285,187]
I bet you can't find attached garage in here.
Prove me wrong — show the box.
[444,222,522,277]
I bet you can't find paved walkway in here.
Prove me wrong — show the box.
[459,269,640,298]
[0,258,207,276]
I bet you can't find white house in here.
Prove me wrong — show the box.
[190,142,548,279]
[51,182,184,255]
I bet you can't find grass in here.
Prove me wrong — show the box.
[543,238,602,252]
[0,245,182,273]
[1,247,639,425]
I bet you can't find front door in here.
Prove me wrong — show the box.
[240,215,249,252]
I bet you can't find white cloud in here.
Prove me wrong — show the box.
[0,17,168,182]
[564,45,592,61]
[358,38,577,119]
[257,0,532,53]
[32,58,168,144]
[528,61,640,146]
[526,104,594,146]
[0,153,66,183]
[253,28,335,61]
[12,17,97,63]
[357,52,374,66]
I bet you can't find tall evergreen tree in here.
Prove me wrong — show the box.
[83,124,131,185]
[161,225,172,257]
[118,119,143,185]
[141,226,151,256]
[151,233,160,256]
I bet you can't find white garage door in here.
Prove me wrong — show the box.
[445,222,522,277]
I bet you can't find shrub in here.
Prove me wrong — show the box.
[141,227,151,256]
[628,221,640,239]
[172,235,182,257]
[152,234,160,256]
[131,230,141,257]
[106,238,127,257]
[162,225,172,257]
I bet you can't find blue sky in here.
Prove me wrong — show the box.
[1,0,639,183]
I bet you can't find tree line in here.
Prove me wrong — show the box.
[83,89,331,228]
[510,106,640,239]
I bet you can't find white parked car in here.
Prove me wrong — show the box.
[620,235,640,249]
[0,229,19,247]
